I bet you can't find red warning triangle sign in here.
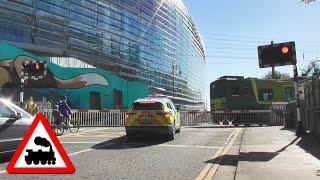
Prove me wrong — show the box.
[6,113,75,174]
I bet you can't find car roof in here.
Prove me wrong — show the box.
[134,97,171,104]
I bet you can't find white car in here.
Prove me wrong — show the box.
[0,98,33,161]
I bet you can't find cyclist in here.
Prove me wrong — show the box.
[58,96,72,127]
[52,105,63,128]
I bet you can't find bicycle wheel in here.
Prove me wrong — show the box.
[54,124,64,136]
[69,118,80,134]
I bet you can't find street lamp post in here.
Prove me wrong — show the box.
[172,64,175,100]
[172,63,182,101]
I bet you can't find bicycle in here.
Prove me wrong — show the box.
[53,115,80,136]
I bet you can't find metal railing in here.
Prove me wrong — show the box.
[180,110,285,127]
[38,108,285,128]
[40,110,126,127]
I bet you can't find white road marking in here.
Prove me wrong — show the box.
[62,142,101,144]
[0,150,16,154]
[158,144,187,148]
[195,145,222,149]
[68,148,94,156]
[0,138,22,143]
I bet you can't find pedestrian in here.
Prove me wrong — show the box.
[58,96,73,127]
[26,96,36,115]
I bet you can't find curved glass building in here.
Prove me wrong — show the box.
[0,0,206,109]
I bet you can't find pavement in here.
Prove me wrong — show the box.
[235,127,320,180]
[0,126,319,179]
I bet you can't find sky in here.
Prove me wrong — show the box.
[183,0,320,107]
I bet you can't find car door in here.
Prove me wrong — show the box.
[0,100,27,154]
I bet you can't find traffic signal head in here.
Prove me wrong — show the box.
[258,41,296,68]
[21,61,46,78]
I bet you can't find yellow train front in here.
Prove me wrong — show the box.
[125,97,181,140]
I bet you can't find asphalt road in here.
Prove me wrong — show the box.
[0,127,243,180]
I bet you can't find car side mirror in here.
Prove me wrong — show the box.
[176,106,181,111]
[16,112,22,119]
[10,112,22,119]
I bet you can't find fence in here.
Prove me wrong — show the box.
[304,79,320,138]
[39,109,286,128]
[41,110,126,127]
[180,110,285,127]
[37,107,286,128]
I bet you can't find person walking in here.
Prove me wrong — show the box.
[26,96,36,115]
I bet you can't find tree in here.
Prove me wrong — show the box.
[262,71,291,80]
[302,0,315,3]
[300,61,320,77]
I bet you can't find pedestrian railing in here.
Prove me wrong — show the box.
[40,110,126,127]
[39,109,285,128]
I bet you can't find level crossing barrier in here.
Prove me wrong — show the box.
[38,109,285,128]
[180,110,285,127]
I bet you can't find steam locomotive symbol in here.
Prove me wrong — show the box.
[25,136,56,165]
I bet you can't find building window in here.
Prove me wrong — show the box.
[258,89,273,101]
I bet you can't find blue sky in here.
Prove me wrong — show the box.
[183,0,320,106]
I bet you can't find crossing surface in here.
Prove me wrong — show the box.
[1,127,320,180]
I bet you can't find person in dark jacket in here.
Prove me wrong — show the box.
[58,96,72,126]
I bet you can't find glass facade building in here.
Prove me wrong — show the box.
[0,0,206,109]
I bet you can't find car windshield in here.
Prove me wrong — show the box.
[1,99,32,118]
[131,102,163,110]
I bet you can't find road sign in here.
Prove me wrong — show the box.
[6,113,75,174]
[258,41,297,68]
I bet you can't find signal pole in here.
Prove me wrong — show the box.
[271,41,275,79]
[20,78,25,108]
[294,64,303,135]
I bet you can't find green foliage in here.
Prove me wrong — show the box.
[300,61,320,77]
[262,71,291,80]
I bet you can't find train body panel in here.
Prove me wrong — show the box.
[210,76,294,111]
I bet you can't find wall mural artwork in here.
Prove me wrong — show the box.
[0,56,109,91]
[55,73,109,89]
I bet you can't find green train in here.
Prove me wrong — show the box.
[210,76,295,111]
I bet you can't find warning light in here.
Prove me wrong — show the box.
[258,41,296,68]
[281,46,289,54]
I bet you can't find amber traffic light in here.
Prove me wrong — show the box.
[258,41,296,68]
[281,46,289,54]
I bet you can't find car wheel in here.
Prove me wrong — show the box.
[176,125,181,133]
[169,124,175,140]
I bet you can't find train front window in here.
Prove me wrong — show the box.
[258,89,273,101]
[284,87,295,102]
